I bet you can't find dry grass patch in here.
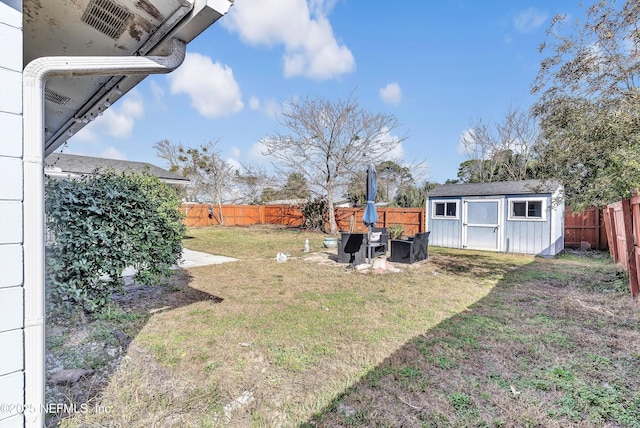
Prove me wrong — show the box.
[57,226,529,427]
[55,227,638,428]
[308,251,640,428]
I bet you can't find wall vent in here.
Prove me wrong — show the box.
[81,0,132,40]
[44,89,71,106]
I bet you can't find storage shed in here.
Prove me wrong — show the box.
[426,180,564,256]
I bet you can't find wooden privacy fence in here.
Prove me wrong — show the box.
[564,206,608,250]
[182,204,608,250]
[334,207,425,235]
[180,204,425,233]
[181,204,271,227]
[603,190,640,298]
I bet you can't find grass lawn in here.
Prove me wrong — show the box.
[55,225,640,427]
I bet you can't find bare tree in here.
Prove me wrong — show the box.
[347,159,425,205]
[263,92,406,233]
[153,139,183,173]
[154,140,236,224]
[231,162,277,204]
[460,106,540,182]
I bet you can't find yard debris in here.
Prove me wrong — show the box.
[398,395,422,410]
[113,329,131,347]
[337,402,356,417]
[276,252,288,263]
[372,259,387,271]
[148,306,171,314]
[48,369,94,385]
[223,390,255,420]
[510,385,521,397]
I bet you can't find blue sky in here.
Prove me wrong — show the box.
[63,0,585,184]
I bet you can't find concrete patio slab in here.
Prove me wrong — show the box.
[179,248,237,268]
[121,248,237,277]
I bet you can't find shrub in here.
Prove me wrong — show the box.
[45,169,185,312]
[302,197,327,232]
[388,224,405,239]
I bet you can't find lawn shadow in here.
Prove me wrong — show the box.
[45,267,223,427]
[301,251,638,427]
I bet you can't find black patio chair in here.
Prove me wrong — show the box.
[389,231,430,264]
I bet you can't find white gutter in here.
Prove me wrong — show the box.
[22,38,186,427]
[43,1,195,152]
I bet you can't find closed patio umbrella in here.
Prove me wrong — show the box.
[362,164,378,262]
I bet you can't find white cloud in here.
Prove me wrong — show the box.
[230,146,242,159]
[263,99,283,118]
[375,127,404,161]
[387,142,404,161]
[247,96,282,118]
[379,82,402,105]
[71,91,145,142]
[223,0,355,80]
[513,8,548,33]
[149,79,168,110]
[457,128,475,155]
[226,157,242,173]
[150,80,165,101]
[71,126,96,142]
[98,146,127,160]
[249,96,260,110]
[168,52,243,118]
[249,139,272,162]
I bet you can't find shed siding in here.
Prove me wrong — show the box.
[503,193,553,255]
[0,1,24,426]
[427,197,462,249]
[429,218,462,249]
[427,189,564,256]
[505,219,549,255]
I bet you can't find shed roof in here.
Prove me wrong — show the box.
[426,179,560,198]
[45,153,189,185]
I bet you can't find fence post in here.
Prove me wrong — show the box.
[607,207,619,263]
[595,207,601,250]
[621,199,639,297]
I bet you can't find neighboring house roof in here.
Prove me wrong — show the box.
[264,198,352,207]
[45,153,189,185]
[265,199,308,205]
[426,179,561,198]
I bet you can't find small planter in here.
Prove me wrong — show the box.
[323,237,338,248]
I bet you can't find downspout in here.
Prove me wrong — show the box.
[22,38,186,427]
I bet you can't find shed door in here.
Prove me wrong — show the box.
[462,199,502,251]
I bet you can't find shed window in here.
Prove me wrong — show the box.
[510,200,543,219]
[433,201,458,218]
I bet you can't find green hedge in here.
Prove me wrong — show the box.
[45,170,185,311]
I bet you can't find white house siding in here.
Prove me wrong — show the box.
[0,1,25,427]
